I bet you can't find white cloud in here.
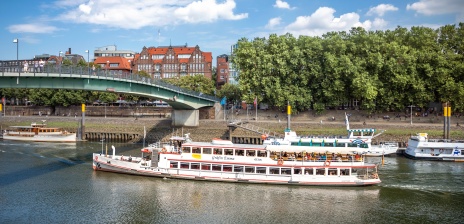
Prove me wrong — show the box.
[266,17,282,29]
[372,18,388,29]
[174,0,248,23]
[273,0,294,10]
[407,0,464,16]
[56,0,247,29]
[366,4,398,17]
[8,23,59,34]
[285,7,372,36]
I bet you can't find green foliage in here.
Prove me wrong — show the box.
[233,24,464,113]
[164,75,215,95]
[217,83,241,104]
[137,70,151,78]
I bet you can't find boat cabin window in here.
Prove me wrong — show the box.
[201,164,211,170]
[258,150,267,157]
[256,167,266,174]
[223,165,232,172]
[214,148,223,155]
[212,164,221,171]
[269,167,280,174]
[192,147,201,154]
[245,166,255,173]
[347,143,368,148]
[182,147,190,153]
[170,161,178,168]
[294,168,302,175]
[235,149,244,156]
[315,168,326,175]
[233,165,243,172]
[191,163,200,170]
[224,149,233,155]
[340,168,350,175]
[180,162,189,169]
[328,168,337,176]
[246,150,256,157]
[202,147,212,154]
[281,168,291,175]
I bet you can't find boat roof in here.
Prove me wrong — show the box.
[183,141,267,150]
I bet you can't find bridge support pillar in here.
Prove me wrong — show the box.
[172,110,199,127]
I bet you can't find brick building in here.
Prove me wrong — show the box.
[216,54,229,88]
[134,45,212,79]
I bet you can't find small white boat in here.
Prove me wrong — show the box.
[262,113,398,157]
[2,122,76,142]
[93,134,381,187]
[404,133,464,161]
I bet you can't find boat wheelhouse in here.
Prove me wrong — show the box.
[404,133,464,161]
[2,122,76,142]
[93,134,381,186]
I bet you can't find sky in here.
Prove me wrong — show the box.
[1,0,463,64]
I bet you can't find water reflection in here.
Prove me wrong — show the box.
[1,141,463,224]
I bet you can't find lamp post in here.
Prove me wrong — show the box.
[409,104,415,125]
[13,39,19,84]
[59,51,63,74]
[85,50,89,75]
[106,60,109,76]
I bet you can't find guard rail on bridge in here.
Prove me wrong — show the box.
[0,64,219,103]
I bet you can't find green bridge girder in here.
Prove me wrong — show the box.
[0,72,218,110]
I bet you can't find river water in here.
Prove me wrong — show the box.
[0,140,463,224]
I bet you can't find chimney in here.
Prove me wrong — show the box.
[68,48,71,54]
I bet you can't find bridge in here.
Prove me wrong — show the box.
[0,67,221,126]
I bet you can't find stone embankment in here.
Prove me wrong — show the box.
[1,109,463,145]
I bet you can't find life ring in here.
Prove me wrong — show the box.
[277,159,284,165]
[95,155,98,161]
[324,161,331,166]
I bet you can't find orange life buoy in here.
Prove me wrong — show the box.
[324,161,331,166]
[277,159,284,165]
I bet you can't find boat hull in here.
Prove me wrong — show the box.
[404,135,464,162]
[92,153,381,187]
[3,134,77,142]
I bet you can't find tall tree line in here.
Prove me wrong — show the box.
[232,24,464,113]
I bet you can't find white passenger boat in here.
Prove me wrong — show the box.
[2,122,76,142]
[404,133,464,161]
[93,134,381,186]
[262,113,398,156]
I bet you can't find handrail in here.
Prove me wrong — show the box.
[0,64,220,102]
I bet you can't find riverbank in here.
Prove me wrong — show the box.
[1,110,463,144]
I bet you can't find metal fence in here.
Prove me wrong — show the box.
[0,63,220,102]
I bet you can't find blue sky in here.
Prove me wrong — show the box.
[1,0,463,63]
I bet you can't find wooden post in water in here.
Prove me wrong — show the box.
[81,104,86,141]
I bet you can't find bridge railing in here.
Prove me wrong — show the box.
[0,64,220,102]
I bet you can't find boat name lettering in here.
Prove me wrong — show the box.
[212,156,235,161]
[254,158,263,161]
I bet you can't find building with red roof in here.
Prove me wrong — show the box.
[134,44,212,79]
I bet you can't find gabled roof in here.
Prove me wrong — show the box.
[144,46,212,63]
[94,56,131,70]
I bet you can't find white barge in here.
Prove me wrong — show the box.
[404,133,464,161]
[93,134,381,186]
[2,122,76,142]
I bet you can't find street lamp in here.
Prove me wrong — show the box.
[85,50,89,75]
[106,60,109,76]
[13,38,19,84]
[409,104,415,125]
[59,51,63,74]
